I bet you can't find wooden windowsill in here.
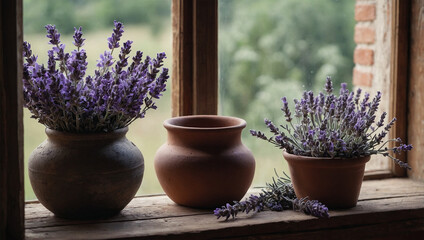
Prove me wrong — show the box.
[25,178,424,239]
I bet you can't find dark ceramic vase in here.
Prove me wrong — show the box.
[283,151,370,209]
[154,115,255,208]
[28,127,144,219]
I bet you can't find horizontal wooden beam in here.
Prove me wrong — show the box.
[364,170,393,180]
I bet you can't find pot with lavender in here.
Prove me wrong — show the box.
[23,21,168,219]
[250,77,412,209]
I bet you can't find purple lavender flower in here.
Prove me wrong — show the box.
[391,158,412,170]
[97,51,114,68]
[214,194,265,220]
[340,82,347,94]
[108,20,124,50]
[384,117,397,131]
[376,112,387,127]
[68,49,87,81]
[369,91,382,115]
[250,130,269,141]
[23,42,38,67]
[149,68,169,99]
[293,197,329,218]
[392,144,413,153]
[360,92,370,112]
[264,118,280,135]
[281,97,292,122]
[325,76,333,94]
[114,40,133,75]
[23,42,32,58]
[354,88,362,105]
[72,27,85,48]
[45,24,61,45]
[250,77,413,169]
[23,21,168,133]
[214,172,329,221]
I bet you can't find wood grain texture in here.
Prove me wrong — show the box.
[171,0,218,116]
[172,0,194,116]
[407,0,424,180]
[389,0,411,177]
[25,178,424,240]
[0,0,24,239]
[363,169,393,180]
[192,0,218,115]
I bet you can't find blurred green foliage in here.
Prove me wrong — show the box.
[24,0,171,34]
[219,0,355,120]
[218,0,356,172]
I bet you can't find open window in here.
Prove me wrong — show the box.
[1,0,422,239]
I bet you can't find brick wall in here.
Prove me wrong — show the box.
[353,2,376,87]
[353,0,392,171]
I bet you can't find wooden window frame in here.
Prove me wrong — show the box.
[0,0,415,238]
[172,0,218,116]
[389,0,410,177]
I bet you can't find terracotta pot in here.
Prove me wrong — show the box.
[154,115,255,208]
[29,127,144,219]
[283,151,370,209]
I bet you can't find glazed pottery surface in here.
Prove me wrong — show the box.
[29,127,144,219]
[283,151,370,209]
[154,115,255,208]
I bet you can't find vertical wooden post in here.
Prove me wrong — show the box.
[389,0,410,177]
[0,0,24,239]
[172,0,218,116]
[407,0,424,180]
[192,0,218,115]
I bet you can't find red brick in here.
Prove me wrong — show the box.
[355,4,376,21]
[353,68,373,87]
[354,26,375,44]
[354,48,374,65]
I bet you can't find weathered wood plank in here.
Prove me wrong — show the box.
[25,195,424,240]
[363,169,393,180]
[408,0,424,181]
[25,178,424,229]
[25,179,424,239]
[25,196,210,229]
[356,178,424,200]
[0,0,24,239]
[218,218,424,240]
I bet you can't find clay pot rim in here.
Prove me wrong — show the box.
[45,126,128,140]
[164,115,246,131]
[283,150,371,167]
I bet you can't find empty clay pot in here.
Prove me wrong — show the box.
[154,115,255,208]
[283,151,370,209]
[29,127,144,219]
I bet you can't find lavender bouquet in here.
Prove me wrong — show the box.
[251,77,412,169]
[23,21,168,133]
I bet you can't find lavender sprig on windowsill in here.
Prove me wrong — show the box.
[250,77,412,169]
[214,172,329,220]
[23,21,169,133]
